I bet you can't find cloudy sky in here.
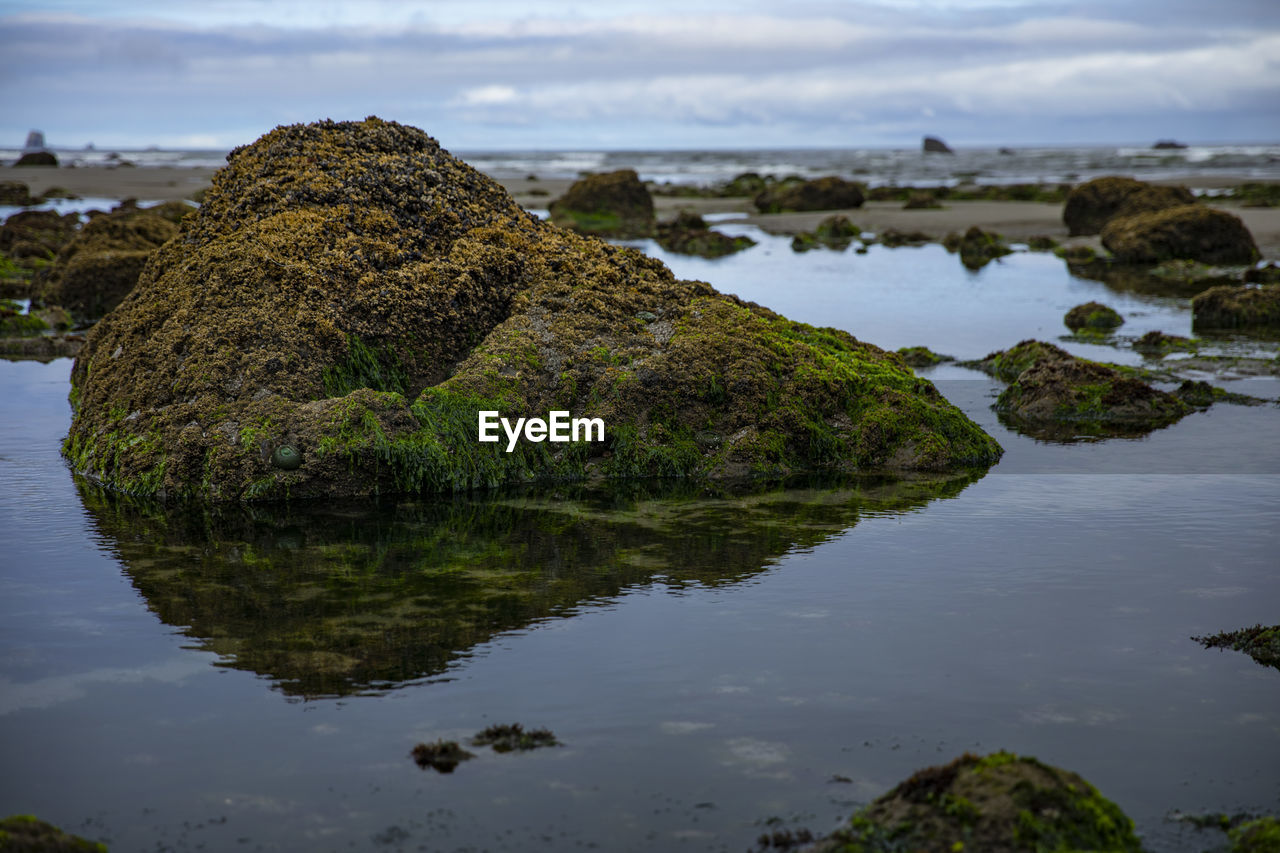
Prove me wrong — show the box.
[2,0,1277,151]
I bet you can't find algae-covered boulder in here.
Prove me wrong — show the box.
[1192,284,1280,331]
[0,815,107,852]
[812,752,1141,853]
[1063,176,1195,236]
[896,346,953,368]
[548,169,654,238]
[943,226,1012,269]
[0,181,32,206]
[791,215,860,252]
[0,209,79,261]
[64,118,1001,501]
[754,177,864,213]
[655,211,755,258]
[1134,330,1197,353]
[1064,301,1123,332]
[1101,205,1259,265]
[1193,624,1280,673]
[35,203,182,323]
[721,172,768,197]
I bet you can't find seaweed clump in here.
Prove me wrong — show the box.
[471,723,560,752]
[1063,301,1123,332]
[655,211,755,257]
[0,815,107,852]
[754,177,864,213]
[1062,176,1195,236]
[1192,285,1280,331]
[410,740,474,773]
[548,169,654,238]
[64,118,1001,501]
[1193,624,1280,672]
[811,751,1141,853]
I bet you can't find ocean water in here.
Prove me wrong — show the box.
[1,232,1278,851]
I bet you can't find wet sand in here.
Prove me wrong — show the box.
[6,167,1279,258]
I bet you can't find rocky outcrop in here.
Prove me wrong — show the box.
[35,202,186,324]
[1191,284,1280,330]
[0,209,79,262]
[13,151,58,167]
[63,118,1002,501]
[754,177,864,213]
[922,136,953,154]
[548,169,654,238]
[1063,301,1123,332]
[1101,205,1259,265]
[810,752,1141,853]
[654,211,755,257]
[1062,176,1195,236]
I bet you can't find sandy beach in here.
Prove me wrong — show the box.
[6,166,1279,258]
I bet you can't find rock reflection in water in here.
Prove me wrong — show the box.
[78,473,979,698]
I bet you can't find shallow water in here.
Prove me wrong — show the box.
[2,234,1279,851]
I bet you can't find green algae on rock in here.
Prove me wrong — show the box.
[1230,817,1280,853]
[1063,301,1123,332]
[0,815,107,852]
[1133,330,1198,354]
[64,118,1001,501]
[1193,624,1280,672]
[1192,284,1280,331]
[1102,205,1259,265]
[791,215,860,252]
[1063,176,1195,236]
[410,740,474,773]
[896,346,953,368]
[943,226,1012,270]
[655,211,755,258]
[810,751,1141,853]
[471,723,560,752]
[548,169,655,238]
[754,177,865,213]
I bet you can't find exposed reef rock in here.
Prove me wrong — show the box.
[64,118,1001,501]
[1193,624,1280,672]
[1192,284,1280,331]
[1133,330,1197,354]
[0,815,107,852]
[0,181,32,206]
[654,211,755,257]
[809,751,1141,853]
[1101,205,1259,265]
[897,346,953,367]
[754,177,864,213]
[943,226,1012,269]
[1062,176,1196,236]
[790,215,859,252]
[13,150,58,167]
[1,209,79,263]
[922,136,954,154]
[34,202,184,324]
[1063,301,1123,332]
[548,169,654,238]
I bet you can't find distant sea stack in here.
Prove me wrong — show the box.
[1152,140,1187,150]
[923,136,954,154]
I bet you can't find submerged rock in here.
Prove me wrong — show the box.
[943,226,1012,269]
[810,751,1141,853]
[1133,330,1198,353]
[754,177,864,213]
[410,740,474,773]
[34,203,183,324]
[64,118,1001,501]
[922,135,953,154]
[0,815,107,851]
[1102,205,1259,265]
[790,215,859,252]
[548,169,654,238]
[1193,624,1280,672]
[1062,176,1195,236]
[655,211,754,258]
[1192,284,1280,331]
[471,723,560,752]
[1063,301,1123,332]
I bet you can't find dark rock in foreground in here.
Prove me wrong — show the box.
[1193,624,1280,672]
[65,118,1001,501]
[754,177,864,213]
[809,751,1141,853]
[655,211,754,257]
[1192,284,1280,331]
[0,815,107,851]
[1064,301,1123,332]
[1063,176,1195,236]
[922,135,953,154]
[548,169,654,238]
[1102,205,1259,265]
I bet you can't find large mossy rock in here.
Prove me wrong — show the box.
[0,209,79,262]
[63,118,1001,501]
[813,751,1141,853]
[654,211,755,258]
[754,176,864,213]
[35,203,184,323]
[0,815,107,852]
[1101,204,1259,264]
[1063,176,1195,236]
[548,169,654,238]
[1063,301,1123,332]
[1192,284,1280,331]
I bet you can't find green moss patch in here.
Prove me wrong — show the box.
[1063,301,1123,332]
[0,815,107,852]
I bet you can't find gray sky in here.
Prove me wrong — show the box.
[2,0,1277,150]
